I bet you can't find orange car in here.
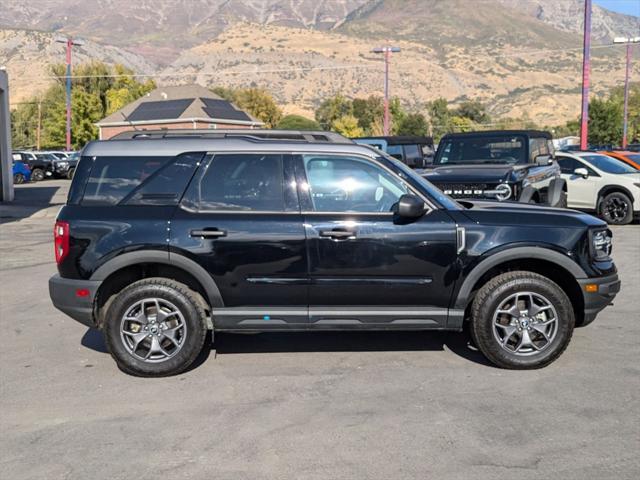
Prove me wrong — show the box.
[600,151,640,170]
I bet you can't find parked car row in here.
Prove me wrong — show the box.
[11,150,78,183]
[356,130,639,225]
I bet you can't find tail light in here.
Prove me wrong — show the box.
[54,221,69,264]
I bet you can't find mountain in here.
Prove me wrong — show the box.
[0,28,155,104]
[1,0,638,124]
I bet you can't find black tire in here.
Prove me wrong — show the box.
[471,271,574,369]
[66,168,75,180]
[13,173,25,184]
[31,168,44,182]
[556,191,568,209]
[598,191,633,225]
[104,278,208,377]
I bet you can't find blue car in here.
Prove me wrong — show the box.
[13,160,31,184]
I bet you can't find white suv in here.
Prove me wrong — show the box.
[557,151,640,225]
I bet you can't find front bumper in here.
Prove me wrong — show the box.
[578,273,621,326]
[49,274,101,327]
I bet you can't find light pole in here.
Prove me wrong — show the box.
[579,0,592,150]
[372,46,400,136]
[55,36,84,151]
[614,36,640,148]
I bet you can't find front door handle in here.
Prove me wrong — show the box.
[319,228,357,239]
[190,229,227,238]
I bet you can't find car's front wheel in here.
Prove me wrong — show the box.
[471,271,574,369]
[104,278,208,377]
[599,191,633,225]
[30,168,44,182]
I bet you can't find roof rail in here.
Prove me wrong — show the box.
[109,129,353,144]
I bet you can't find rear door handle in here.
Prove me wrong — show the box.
[190,229,227,238]
[319,228,357,239]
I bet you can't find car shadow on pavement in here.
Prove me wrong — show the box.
[80,329,493,368]
[0,184,62,224]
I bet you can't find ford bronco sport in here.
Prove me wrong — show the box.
[49,130,620,376]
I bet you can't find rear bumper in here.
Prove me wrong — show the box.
[49,275,101,327]
[578,273,621,326]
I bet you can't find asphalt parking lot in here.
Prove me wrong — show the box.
[1,180,639,480]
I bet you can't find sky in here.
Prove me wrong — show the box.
[595,0,640,16]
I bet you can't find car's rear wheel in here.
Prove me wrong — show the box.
[104,278,208,377]
[13,173,25,184]
[599,191,633,225]
[30,168,44,182]
[471,271,574,369]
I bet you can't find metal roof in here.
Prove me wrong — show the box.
[440,130,552,139]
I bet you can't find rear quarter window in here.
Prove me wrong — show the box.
[79,153,202,206]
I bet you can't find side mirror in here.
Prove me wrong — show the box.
[396,194,426,218]
[535,154,552,166]
[574,167,589,178]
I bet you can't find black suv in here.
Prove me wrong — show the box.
[423,130,567,207]
[49,130,619,376]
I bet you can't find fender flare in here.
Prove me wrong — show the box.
[546,178,567,206]
[518,184,535,203]
[91,250,224,307]
[453,246,587,310]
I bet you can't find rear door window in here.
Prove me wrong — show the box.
[182,154,286,212]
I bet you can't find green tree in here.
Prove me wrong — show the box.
[449,116,475,133]
[453,99,490,124]
[315,95,352,130]
[331,114,364,137]
[396,112,428,136]
[42,87,103,149]
[275,114,320,130]
[233,88,282,128]
[427,97,451,141]
[352,96,384,134]
[588,97,623,145]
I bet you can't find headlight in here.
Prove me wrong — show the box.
[492,183,512,201]
[58,161,69,166]
[591,229,612,261]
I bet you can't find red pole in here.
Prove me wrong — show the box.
[579,0,592,150]
[383,49,390,136]
[65,39,72,151]
[622,43,632,149]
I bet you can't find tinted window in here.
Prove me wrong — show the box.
[436,135,526,165]
[625,154,640,163]
[82,156,172,205]
[303,155,408,213]
[581,154,638,174]
[403,144,422,167]
[386,145,403,160]
[123,152,203,206]
[183,154,285,211]
[557,156,580,174]
[529,138,550,162]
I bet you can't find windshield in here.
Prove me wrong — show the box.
[435,135,526,165]
[36,153,56,161]
[581,154,638,174]
[376,153,462,210]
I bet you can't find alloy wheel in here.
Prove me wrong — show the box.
[492,292,558,356]
[602,197,629,224]
[120,298,187,363]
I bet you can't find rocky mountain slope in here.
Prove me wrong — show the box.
[1,0,638,124]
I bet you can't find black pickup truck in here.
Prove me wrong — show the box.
[423,131,567,207]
